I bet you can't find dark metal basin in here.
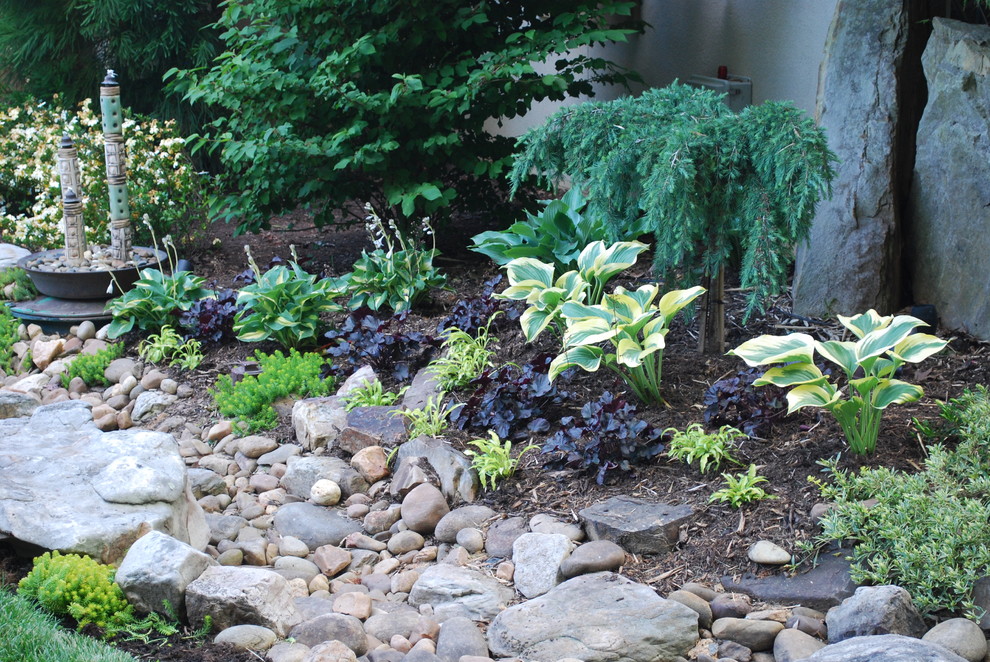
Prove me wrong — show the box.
[17,247,166,300]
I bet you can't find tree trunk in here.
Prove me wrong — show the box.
[697,267,725,355]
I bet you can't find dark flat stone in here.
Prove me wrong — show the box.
[721,552,858,611]
[579,495,693,554]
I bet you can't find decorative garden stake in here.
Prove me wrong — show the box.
[56,134,87,266]
[100,69,132,262]
[61,187,86,267]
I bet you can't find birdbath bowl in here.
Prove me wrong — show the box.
[18,246,165,300]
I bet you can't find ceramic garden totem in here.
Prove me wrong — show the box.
[56,134,88,266]
[100,70,132,262]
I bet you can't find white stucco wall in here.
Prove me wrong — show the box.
[492,0,839,136]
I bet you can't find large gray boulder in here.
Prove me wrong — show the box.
[487,572,699,662]
[909,18,990,340]
[792,0,911,316]
[281,455,367,499]
[395,435,479,504]
[115,531,216,620]
[805,634,967,662]
[273,502,362,550]
[0,401,207,563]
[826,585,926,643]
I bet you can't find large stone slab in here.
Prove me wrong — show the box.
[826,585,926,643]
[805,634,966,662]
[0,391,39,419]
[185,566,302,637]
[792,0,913,316]
[909,18,990,340]
[292,396,347,450]
[281,455,368,499]
[273,502,362,550]
[721,552,857,611]
[0,401,207,563]
[487,572,699,662]
[579,495,692,554]
[0,243,29,270]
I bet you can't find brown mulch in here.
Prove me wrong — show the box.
[3,207,989,660]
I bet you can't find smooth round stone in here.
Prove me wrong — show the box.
[311,479,342,506]
[711,592,753,620]
[333,591,373,620]
[216,548,244,566]
[140,369,166,390]
[391,569,420,594]
[279,535,310,558]
[238,435,279,459]
[274,556,321,583]
[748,540,791,565]
[559,539,626,578]
[923,618,988,662]
[667,589,714,629]
[400,483,450,534]
[530,513,584,541]
[213,624,277,651]
[712,617,783,652]
[387,529,426,555]
[454,527,485,554]
[160,378,178,394]
[347,503,371,519]
[250,473,281,493]
[75,320,96,341]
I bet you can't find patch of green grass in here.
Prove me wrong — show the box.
[0,588,138,662]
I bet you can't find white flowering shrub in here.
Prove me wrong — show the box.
[0,97,207,250]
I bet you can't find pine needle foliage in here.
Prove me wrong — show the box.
[509,83,837,319]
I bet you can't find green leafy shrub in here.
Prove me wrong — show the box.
[465,430,537,491]
[0,302,19,374]
[18,551,132,631]
[807,387,990,617]
[428,316,500,391]
[470,188,649,271]
[106,267,212,339]
[168,0,642,232]
[342,381,406,412]
[665,423,745,474]
[60,342,124,388]
[211,349,332,433]
[0,97,207,250]
[498,240,649,342]
[0,266,38,301]
[344,206,446,313]
[550,284,706,405]
[709,464,774,508]
[730,309,947,454]
[235,247,345,349]
[138,326,203,370]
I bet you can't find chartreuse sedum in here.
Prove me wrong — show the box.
[730,309,947,454]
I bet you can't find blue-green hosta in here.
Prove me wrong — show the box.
[497,240,648,342]
[549,284,705,404]
[729,309,947,454]
[234,261,346,349]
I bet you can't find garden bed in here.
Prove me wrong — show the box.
[2,208,989,661]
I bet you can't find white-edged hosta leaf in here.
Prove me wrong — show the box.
[891,333,948,364]
[838,309,888,339]
[549,345,603,380]
[856,315,925,362]
[849,375,880,398]
[872,379,924,409]
[729,333,817,367]
[615,337,646,367]
[563,317,619,347]
[753,363,825,387]
[504,258,555,288]
[520,307,555,343]
[657,285,706,324]
[816,340,858,377]
[786,383,840,413]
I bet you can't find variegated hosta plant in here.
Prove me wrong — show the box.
[729,310,948,455]
[549,284,706,404]
[496,240,648,342]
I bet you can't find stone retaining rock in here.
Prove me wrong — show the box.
[185,566,302,636]
[579,495,693,554]
[826,585,926,643]
[488,572,699,662]
[409,565,514,622]
[805,634,967,662]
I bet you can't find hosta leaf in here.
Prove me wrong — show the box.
[505,258,555,288]
[563,317,618,346]
[729,333,816,367]
[891,333,947,364]
[786,383,840,413]
[816,340,858,376]
[872,379,924,409]
[754,363,825,387]
[838,309,888,339]
[856,316,925,362]
[657,285,706,324]
[549,345,602,379]
[615,337,646,367]
[849,375,880,398]
[560,300,614,323]
[520,307,555,342]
